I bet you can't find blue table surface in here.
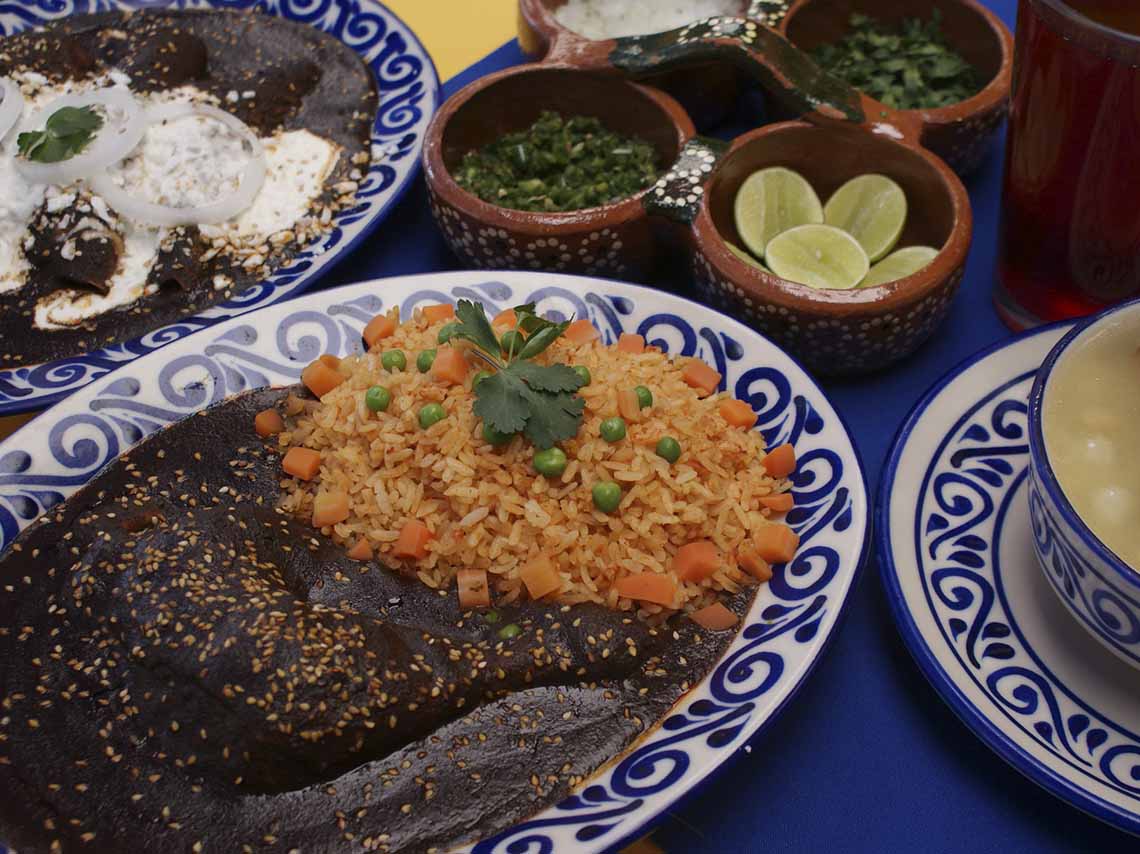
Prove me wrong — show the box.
[319,1,1134,850]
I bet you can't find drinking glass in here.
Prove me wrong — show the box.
[996,0,1140,329]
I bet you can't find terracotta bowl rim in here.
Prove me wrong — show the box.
[780,0,1014,126]
[422,63,695,233]
[693,120,972,315]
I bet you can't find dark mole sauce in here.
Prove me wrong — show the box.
[0,390,753,853]
[0,10,377,368]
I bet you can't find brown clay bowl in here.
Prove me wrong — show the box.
[688,121,971,375]
[423,65,694,283]
[517,0,748,128]
[779,0,1014,175]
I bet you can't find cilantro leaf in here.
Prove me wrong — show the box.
[508,360,582,393]
[519,388,584,449]
[453,299,502,359]
[472,371,530,435]
[517,322,569,361]
[17,104,104,164]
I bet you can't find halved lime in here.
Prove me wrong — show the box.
[860,245,939,288]
[824,174,907,263]
[766,224,870,290]
[726,241,770,272]
[733,167,822,259]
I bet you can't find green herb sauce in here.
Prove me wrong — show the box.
[811,12,981,111]
[454,111,660,213]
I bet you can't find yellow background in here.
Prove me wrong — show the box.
[0,0,519,442]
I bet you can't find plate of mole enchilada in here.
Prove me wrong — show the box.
[0,1,438,414]
[0,271,870,853]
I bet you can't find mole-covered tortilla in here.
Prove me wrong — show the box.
[0,10,376,367]
[0,389,751,852]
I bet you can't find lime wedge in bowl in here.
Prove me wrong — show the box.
[824,174,907,263]
[733,167,822,259]
[860,245,939,288]
[726,241,770,272]
[766,224,870,290]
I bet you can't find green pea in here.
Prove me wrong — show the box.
[484,610,501,625]
[656,436,681,464]
[365,385,391,413]
[500,329,525,358]
[635,385,653,409]
[572,365,591,387]
[599,417,627,443]
[438,322,460,344]
[498,623,522,640]
[533,447,568,478]
[381,349,406,372]
[418,402,446,429]
[472,370,494,390]
[592,481,622,514]
[482,421,514,447]
[416,349,437,373]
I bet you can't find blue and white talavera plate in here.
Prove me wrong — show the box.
[0,271,870,853]
[0,0,440,416]
[878,323,1140,836]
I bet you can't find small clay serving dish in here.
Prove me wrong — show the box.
[778,0,1014,175]
[423,66,694,283]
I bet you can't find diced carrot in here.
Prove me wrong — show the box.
[718,398,758,429]
[362,312,397,349]
[393,519,433,560]
[739,547,773,582]
[616,333,645,353]
[301,360,345,399]
[753,523,799,564]
[347,538,373,561]
[254,408,285,438]
[520,553,562,600]
[761,443,796,478]
[422,303,455,324]
[312,490,350,528]
[681,360,722,396]
[457,568,491,609]
[431,346,469,386]
[672,540,721,582]
[565,318,601,344]
[690,602,739,631]
[282,447,321,481]
[492,308,518,330]
[618,388,642,423]
[615,573,678,607]
[760,492,794,512]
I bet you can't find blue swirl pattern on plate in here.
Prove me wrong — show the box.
[0,0,439,415]
[0,273,868,852]
[912,371,1140,803]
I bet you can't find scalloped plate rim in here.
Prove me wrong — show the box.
[0,0,441,416]
[875,320,1140,837]
[0,270,870,853]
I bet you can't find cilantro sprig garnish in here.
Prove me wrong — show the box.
[452,300,585,449]
[17,105,104,164]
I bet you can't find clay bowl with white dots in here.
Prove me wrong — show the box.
[778,0,1013,175]
[422,65,695,283]
[689,121,971,376]
[516,0,751,129]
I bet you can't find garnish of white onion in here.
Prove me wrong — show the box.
[0,77,25,143]
[89,103,267,227]
[16,88,145,185]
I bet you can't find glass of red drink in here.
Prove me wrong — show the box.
[996,0,1140,329]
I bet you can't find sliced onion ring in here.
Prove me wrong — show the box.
[16,87,145,185]
[89,103,267,227]
[0,77,25,143]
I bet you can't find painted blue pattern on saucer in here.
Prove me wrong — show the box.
[878,323,1140,836]
[0,0,440,416]
[0,271,869,852]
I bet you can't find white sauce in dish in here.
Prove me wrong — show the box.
[0,71,343,329]
[1043,315,1140,570]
